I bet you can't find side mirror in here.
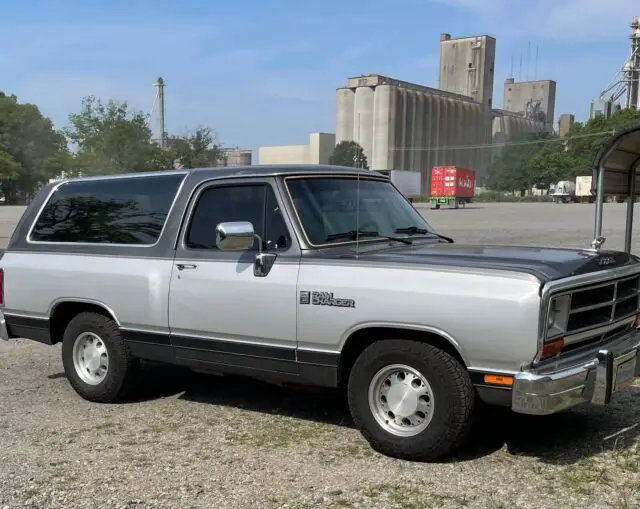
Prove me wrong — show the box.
[215,221,256,251]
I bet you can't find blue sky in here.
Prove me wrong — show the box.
[1,0,638,159]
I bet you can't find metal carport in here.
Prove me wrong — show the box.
[592,124,640,253]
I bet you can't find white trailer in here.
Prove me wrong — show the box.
[576,175,593,202]
[376,170,422,200]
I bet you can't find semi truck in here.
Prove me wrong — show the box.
[429,166,475,209]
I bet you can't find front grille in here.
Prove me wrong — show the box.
[566,274,640,335]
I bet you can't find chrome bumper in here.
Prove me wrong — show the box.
[0,310,8,341]
[512,328,640,415]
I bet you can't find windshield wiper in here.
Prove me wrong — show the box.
[326,229,413,245]
[394,226,454,243]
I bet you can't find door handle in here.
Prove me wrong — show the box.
[176,263,197,271]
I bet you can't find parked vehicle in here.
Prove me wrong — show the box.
[552,180,576,203]
[1,164,639,462]
[375,170,422,201]
[429,166,475,209]
[575,175,595,203]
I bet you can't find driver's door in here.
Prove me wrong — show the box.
[168,178,300,374]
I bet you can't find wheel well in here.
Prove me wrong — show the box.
[49,302,117,344]
[338,327,467,386]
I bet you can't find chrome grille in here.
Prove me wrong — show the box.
[566,275,640,336]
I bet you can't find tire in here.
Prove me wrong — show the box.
[61,312,138,403]
[347,339,475,461]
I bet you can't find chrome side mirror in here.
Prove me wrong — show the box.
[215,221,256,251]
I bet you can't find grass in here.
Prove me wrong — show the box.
[361,483,475,509]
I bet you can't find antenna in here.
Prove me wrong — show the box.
[535,45,539,80]
[355,112,361,259]
[510,55,514,78]
[519,55,523,81]
[527,41,531,81]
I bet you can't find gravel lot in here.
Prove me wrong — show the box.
[1,202,640,509]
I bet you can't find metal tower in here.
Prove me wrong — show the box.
[594,16,640,116]
[625,16,640,109]
[151,77,166,148]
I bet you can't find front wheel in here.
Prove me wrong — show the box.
[61,312,138,403]
[347,339,475,461]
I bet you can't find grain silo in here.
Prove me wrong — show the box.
[335,74,493,191]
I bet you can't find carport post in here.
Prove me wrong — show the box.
[624,162,637,253]
[594,162,605,238]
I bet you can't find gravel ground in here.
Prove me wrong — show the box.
[1,202,640,509]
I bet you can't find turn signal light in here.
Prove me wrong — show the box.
[634,313,640,328]
[541,338,564,360]
[483,374,514,386]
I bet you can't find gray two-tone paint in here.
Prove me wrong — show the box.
[2,164,640,401]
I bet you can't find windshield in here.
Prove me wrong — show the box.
[284,176,434,246]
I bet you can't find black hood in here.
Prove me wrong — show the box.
[324,242,640,282]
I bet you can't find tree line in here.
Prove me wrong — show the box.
[3,87,639,205]
[0,92,223,204]
[485,107,640,195]
[327,108,640,196]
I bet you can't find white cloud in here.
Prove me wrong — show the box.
[429,0,639,40]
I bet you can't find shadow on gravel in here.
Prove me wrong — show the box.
[452,388,640,465]
[179,371,353,428]
[52,362,640,465]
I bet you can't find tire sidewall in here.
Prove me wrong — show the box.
[61,314,123,400]
[349,344,465,455]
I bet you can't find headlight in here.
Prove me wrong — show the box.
[546,294,571,339]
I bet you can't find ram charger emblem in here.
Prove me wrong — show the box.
[299,290,355,308]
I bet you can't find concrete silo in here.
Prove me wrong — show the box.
[335,74,492,192]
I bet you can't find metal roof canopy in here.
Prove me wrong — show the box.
[592,124,640,253]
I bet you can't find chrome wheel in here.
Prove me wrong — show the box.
[72,332,109,385]
[368,363,435,437]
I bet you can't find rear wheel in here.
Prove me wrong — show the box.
[61,312,138,402]
[347,339,475,461]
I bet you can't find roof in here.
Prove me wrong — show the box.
[55,164,381,184]
[593,123,640,196]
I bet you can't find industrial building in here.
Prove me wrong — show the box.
[219,147,252,166]
[258,132,336,165]
[438,33,496,113]
[492,109,545,146]
[558,114,575,137]
[502,78,557,132]
[335,74,492,183]
[333,31,552,190]
[591,16,640,117]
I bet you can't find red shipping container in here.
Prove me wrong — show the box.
[430,166,475,198]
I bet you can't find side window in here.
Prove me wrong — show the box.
[186,184,291,251]
[29,174,184,245]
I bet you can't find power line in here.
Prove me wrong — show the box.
[391,127,631,152]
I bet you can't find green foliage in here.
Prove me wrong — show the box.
[485,108,640,194]
[167,127,223,169]
[0,92,69,204]
[329,140,368,169]
[64,96,158,175]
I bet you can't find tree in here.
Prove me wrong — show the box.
[64,96,159,176]
[0,92,69,204]
[329,140,369,169]
[168,127,223,169]
[485,132,550,194]
[566,108,640,176]
[485,107,640,195]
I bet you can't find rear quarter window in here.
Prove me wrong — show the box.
[29,173,185,245]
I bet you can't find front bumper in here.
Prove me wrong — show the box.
[512,328,640,415]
